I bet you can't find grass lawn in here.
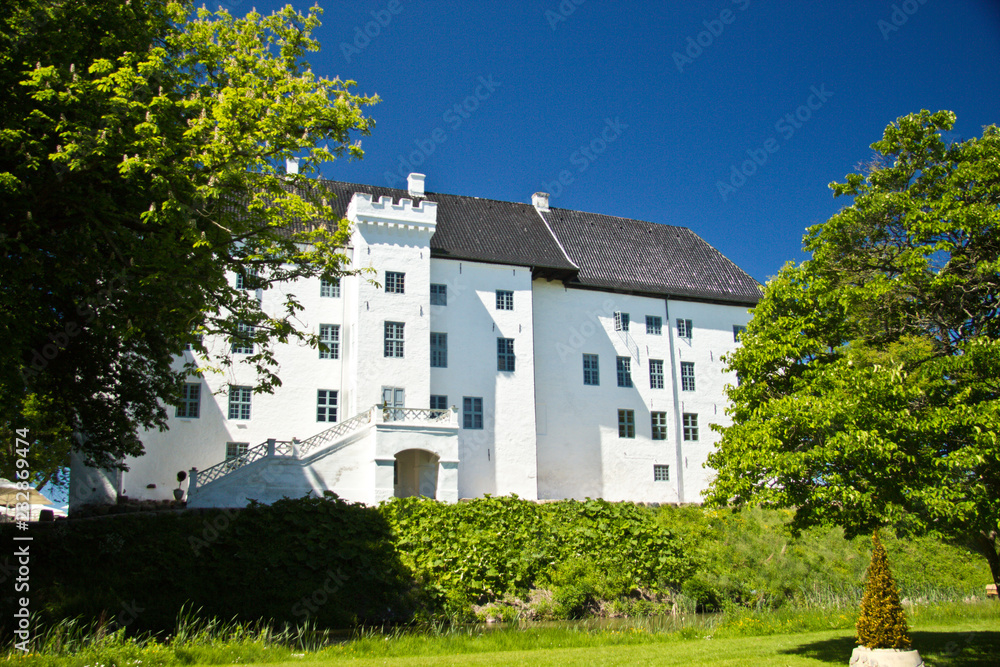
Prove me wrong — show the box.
[241,606,999,667]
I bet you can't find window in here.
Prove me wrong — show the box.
[430,283,447,306]
[652,412,668,440]
[616,356,632,387]
[646,316,662,335]
[653,464,670,481]
[226,442,249,461]
[583,354,600,386]
[677,318,693,339]
[649,359,665,389]
[317,390,338,422]
[185,333,204,351]
[614,311,630,331]
[319,324,340,360]
[497,337,515,372]
[683,413,699,441]
[463,397,483,429]
[430,332,448,368]
[228,385,251,420]
[231,322,254,354]
[733,325,746,342]
[320,277,340,298]
[384,321,404,358]
[496,290,514,310]
[681,361,695,391]
[430,395,448,417]
[385,271,405,294]
[235,270,257,290]
[618,409,635,438]
[176,382,200,419]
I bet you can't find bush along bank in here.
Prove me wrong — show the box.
[2,495,990,640]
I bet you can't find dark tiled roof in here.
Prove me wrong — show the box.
[313,179,761,305]
[541,208,763,305]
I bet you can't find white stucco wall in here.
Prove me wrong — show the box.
[531,280,751,503]
[428,259,538,499]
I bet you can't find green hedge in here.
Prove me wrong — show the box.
[1,495,415,636]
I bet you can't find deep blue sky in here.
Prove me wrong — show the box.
[224,0,999,284]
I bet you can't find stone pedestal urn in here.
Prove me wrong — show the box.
[849,647,923,667]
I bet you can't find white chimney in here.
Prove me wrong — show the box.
[285,158,299,175]
[407,173,426,198]
[532,192,550,212]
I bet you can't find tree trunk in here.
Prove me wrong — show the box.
[975,531,1000,588]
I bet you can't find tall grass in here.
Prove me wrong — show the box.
[7,600,995,666]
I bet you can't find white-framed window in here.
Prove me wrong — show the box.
[677,318,693,339]
[317,389,338,422]
[463,397,483,429]
[583,353,599,386]
[616,356,632,388]
[681,361,695,391]
[683,413,699,441]
[228,385,251,420]
[649,359,665,389]
[384,321,404,358]
[176,382,200,419]
[430,394,448,417]
[733,325,746,342]
[320,277,340,298]
[431,332,447,368]
[496,290,514,310]
[235,269,258,291]
[231,322,254,354]
[385,271,405,294]
[497,337,515,372]
[319,324,340,359]
[618,409,635,438]
[653,464,670,481]
[646,316,662,335]
[226,441,249,461]
[652,411,667,440]
[614,311,630,331]
[430,283,447,306]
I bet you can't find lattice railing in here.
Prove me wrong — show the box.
[195,438,295,487]
[381,406,454,424]
[296,408,375,457]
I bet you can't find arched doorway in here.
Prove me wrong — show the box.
[394,449,439,499]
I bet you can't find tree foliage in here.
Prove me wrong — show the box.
[856,531,911,650]
[0,0,377,481]
[706,110,1000,586]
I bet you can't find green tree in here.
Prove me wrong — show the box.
[0,0,377,485]
[705,110,1000,588]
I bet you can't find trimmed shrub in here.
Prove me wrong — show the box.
[856,531,911,649]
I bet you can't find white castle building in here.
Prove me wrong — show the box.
[71,173,761,509]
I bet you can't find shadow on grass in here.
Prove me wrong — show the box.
[780,631,1000,666]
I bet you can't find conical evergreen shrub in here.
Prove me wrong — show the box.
[856,531,911,649]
